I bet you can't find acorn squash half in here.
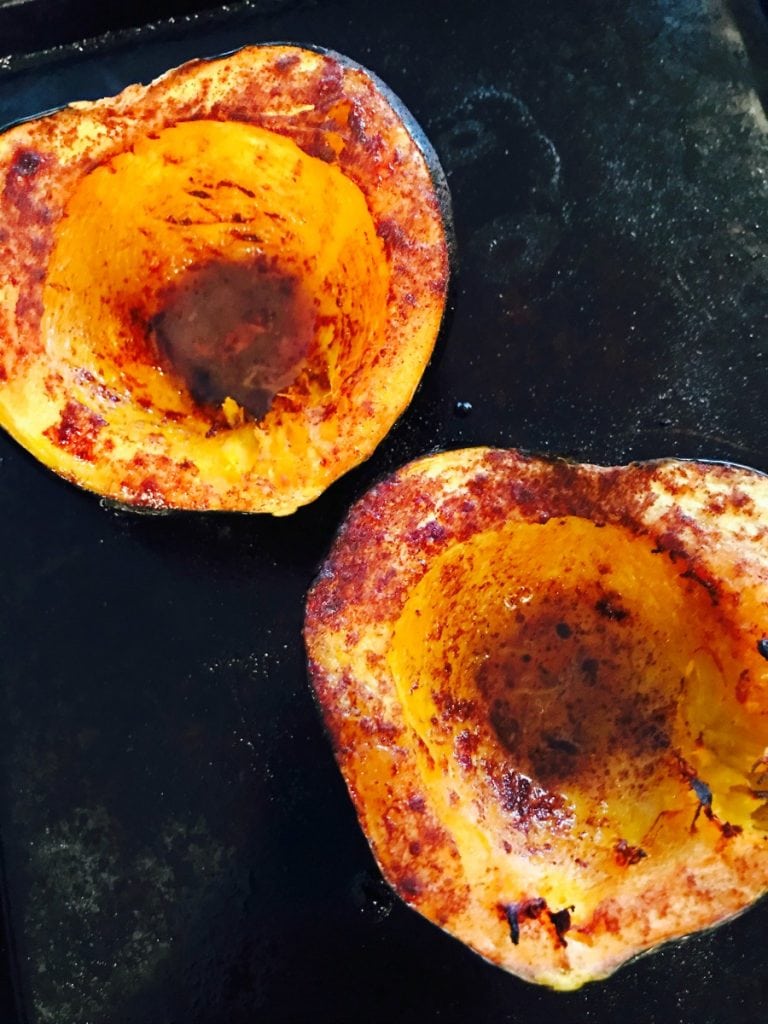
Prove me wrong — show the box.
[0,45,450,513]
[304,446,768,989]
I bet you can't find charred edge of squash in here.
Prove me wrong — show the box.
[1,41,455,279]
[316,446,768,566]
[0,41,455,260]
[304,445,768,599]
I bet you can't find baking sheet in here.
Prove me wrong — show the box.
[1,0,768,1021]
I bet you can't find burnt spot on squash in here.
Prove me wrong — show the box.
[549,905,574,948]
[675,754,743,839]
[11,149,44,178]
[454,729,480,770]
[150,258,315,421]
[595,594,630,621]
[504,903,521,945]
[651,532,690,562]
[413,519,448,545]
[543,733,580,757]
[679,566,720,605]
[581,657,599,685]
[214,179,257,199]
[614,838,647,866]
[501,898,571,948]
[433,690,476,722]
[3,148,52,225]
[486,762,573,833]
[44,400,106,461]
[676,755,712,816]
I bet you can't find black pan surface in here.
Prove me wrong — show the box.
[1,1,768,1021]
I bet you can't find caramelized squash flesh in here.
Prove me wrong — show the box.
[305,447,768,988]
[0,46,450,512]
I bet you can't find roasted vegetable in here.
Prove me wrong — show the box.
[0,45,450,513]
[304,446,768,989]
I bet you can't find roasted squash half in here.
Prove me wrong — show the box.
[304,447,768,989]
[0,45,450,513]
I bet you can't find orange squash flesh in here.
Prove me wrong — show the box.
[0,45,449,513]
[304,447,768,989]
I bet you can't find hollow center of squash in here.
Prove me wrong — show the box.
[470,579,675,792]
[389,516,745,854]
[150,260,315,420]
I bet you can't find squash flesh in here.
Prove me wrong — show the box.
[33,120,388,500]
[305,447,768,988]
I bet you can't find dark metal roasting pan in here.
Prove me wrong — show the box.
[1,1,768,1021]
